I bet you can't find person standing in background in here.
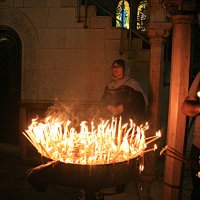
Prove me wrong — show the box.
[99,59,148,125]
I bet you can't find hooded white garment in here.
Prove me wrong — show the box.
[107,64,148,107]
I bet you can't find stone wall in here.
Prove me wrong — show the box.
[0,0,150,105]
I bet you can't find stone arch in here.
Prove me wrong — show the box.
[0,5,39,100]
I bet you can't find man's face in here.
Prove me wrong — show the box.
[112,64,124,79]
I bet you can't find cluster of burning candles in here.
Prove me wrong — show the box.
[23,116,161,167]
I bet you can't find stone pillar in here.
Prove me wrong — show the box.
[148,22,171,133]
[140,22,171,182]
[163,14,193,200]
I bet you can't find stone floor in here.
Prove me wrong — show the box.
[0,143,192,200]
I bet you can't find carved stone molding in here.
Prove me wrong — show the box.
[171,14,194,24]
[159,0,198,16]
[0,6,39,101]
[148,22,172,38]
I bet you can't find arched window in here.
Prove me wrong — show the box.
[116,0,130,29]
[137,0,148,32]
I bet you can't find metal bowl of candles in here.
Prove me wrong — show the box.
[24,115,161,198]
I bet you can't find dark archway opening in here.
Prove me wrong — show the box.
[0,25,21,144]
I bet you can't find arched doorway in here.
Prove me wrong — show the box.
[0,26,21,144]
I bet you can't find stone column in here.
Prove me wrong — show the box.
[148,22,171,133]
[163,14,193,200]
[141,22,171,182]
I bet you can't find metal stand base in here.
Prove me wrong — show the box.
[76,192,104,200]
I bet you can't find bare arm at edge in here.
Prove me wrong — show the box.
[181,98,200,117]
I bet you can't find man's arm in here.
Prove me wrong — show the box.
[182,72,200,117]
[181,98,200,117]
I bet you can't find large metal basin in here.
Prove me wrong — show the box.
[47,157,140,193]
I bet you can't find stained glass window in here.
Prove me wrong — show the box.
[137,0,148,32]
[116,0,130,29]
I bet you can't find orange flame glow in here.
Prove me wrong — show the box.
[23,116,161,166]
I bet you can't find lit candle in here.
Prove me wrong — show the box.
[117,117,122,148]
[197,91,200,98]
[23,115,161,165]
[197,91,200,104]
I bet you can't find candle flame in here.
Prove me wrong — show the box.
[23,116,161,166]
[197,91,200,98]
